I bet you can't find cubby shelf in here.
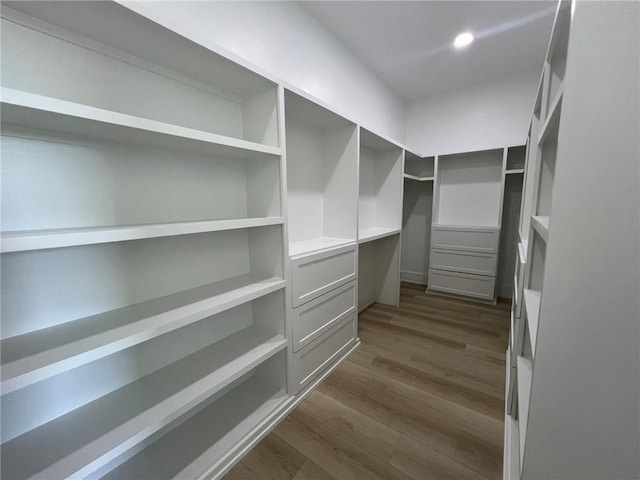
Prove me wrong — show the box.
[103,376,292,480]
[1,275,285,394]
[0,326,287,480]
[288,237,355,258]
[517,355,533,469]
[531,215,550,242]
[358,227,400,244]
[538,83,564,145]
[1,89,282,159]
[506,169,525,175]
[403,173,434,182]
[1,217,285,253]
[523,288,541,355]
[518,240,528,264]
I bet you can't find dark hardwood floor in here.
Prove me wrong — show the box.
[224,283,509,480]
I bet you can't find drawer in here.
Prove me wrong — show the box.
[431,225,500,253]
[291,244,357,308]
[428,268,495,300]
[292,281,357,352]
[291,315,356,393]
[430,249,497,276]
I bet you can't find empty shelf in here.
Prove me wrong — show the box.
[0,326,287,480]
[403,173,434,182]
[1,217,284,253]
[1,274,285,394]
[1,88,281,160]
[523,289,542,355]
[103,376,293,480]
[538,83,564,145]
[358,227,400,244]
[505,169,525,175]
[516,356,533,469]
[503,411,520,480]
[531,215,550,242]
[289,237,355,257]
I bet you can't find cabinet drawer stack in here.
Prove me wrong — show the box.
[428,225,500,301]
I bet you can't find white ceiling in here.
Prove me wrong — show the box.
[302,1,557,102]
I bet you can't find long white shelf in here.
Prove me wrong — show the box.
[523,289,542,356]
[505,168,525,175]
[103,376,293,480]
[538,83,564,145]
[403,173,434,182]
[358,227,401,244]
[1,274,285,394]
[516,356,533,470]
[531,215,550,243]
[0,326,288,480]
[1,217,284,253]
[0,88,281,159]
[289,237,355,257]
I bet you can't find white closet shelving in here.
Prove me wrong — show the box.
[401,152,435,285]
[357,129,403,310]
[1,2,292,478]
[504,1,639,478]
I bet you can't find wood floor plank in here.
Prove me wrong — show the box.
[224,283,509,480]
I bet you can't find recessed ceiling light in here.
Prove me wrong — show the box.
[454,32,474,49]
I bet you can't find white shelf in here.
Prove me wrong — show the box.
[518,240,528,264]
[103,377,293,480]
[289,237,355,258]
[538,83,564,145]
[358,227,400,244]
[1,88,281,159]
[503,411,521,480]
[516,356,533,469]
[523,289,542,355]
[1,274,285,394]
[505,169,525,175]
[531,215,550,243]
[1,217,284,253]
[0,326,288,480]
[403,173,434,182]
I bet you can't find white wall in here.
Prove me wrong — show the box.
[119,1,406,144]
[406,70,539,156]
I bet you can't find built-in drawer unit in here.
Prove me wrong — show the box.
[292,281,357,352]
[428,268,495,300]
[430,248,497,276]
[290,243,357,308]
[291,315,357,393]
[431,225,500,253]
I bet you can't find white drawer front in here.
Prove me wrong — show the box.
[291,315,356,392]
[428,269,495,300]
[431,225,500,253]
[291,244,357,308]
[430,249,497,276]
[292,281,357,352]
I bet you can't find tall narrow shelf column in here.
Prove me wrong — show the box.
[357,128,403,310]
[284,89,360,394]
[401,153,435,285]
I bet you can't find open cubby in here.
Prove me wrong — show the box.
[1,3,279,148]
[506,146,526,172]
[358,128,403,243]
[544,4,570,118]
[404,152,435,180]
[535,140,557,218]
[401,179,434,285]
[285,90,358,256]
[435,149,504,227]
[358,234,401,310]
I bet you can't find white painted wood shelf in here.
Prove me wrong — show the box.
[1,88,281,159]
[1,217,285,253]
[516,355,533,469]
[530,215,550,243]
[403,173,434,182]
[0,326,287,480]
[289,237,355,258]
[358,227,401,244]
[523,289,541,356]
[538,83,564,145]
[102,376,292,480]
[505,169,525,175]
[1,275,285,394]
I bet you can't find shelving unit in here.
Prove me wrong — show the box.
[284,90,358,257]
[401,152,435,284]
[1,3,291,479]
[357,128,403,309]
